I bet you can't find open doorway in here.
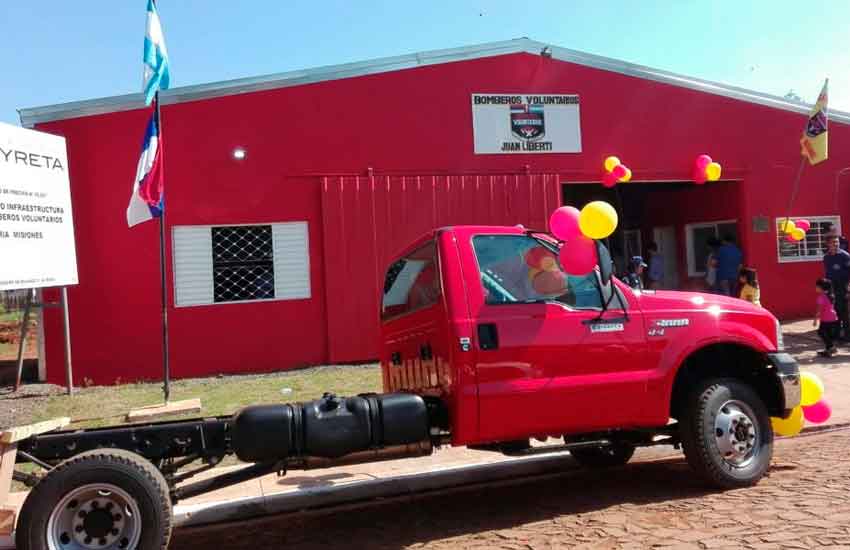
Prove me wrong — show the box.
[562,180,742,290]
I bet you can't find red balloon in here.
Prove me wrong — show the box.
[692,168,707,185]
[558,235,597,275]
[795,219,811,232]
[602,172,618,188]
[611,164,628,179]
[785,233,797,243]
[695,154,712,171]
[803,400,832,424]
[549,206,581,241]
[525,246,556,269]
[532,270,567,295]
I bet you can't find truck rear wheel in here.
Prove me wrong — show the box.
[680,378,773,489]
[16,449,172,550]
[570,443,635,468]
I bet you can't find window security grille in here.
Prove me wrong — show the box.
[776,216,841,263]
[211,225,275,302]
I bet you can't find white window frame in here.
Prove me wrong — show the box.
[775,215,841,263]
[172,221,311,307]
[685,219,737,277]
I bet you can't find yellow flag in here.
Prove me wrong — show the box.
[800,79,828,165]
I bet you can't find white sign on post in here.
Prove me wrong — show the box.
[471,93,582,154]
[0,122,78,291]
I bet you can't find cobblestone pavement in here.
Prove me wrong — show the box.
[174,429,850,550]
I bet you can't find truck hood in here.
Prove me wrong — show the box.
[634,289,763,314]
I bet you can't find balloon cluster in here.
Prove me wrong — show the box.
[779,218,810,243]
[771,371,831,436]
[602,156,632,188]
[693,154,722,184]
[525,246,567,295]
[548,202,619,276]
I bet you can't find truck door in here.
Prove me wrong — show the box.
[464,233,651,443]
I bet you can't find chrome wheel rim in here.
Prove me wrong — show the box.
[714,399,759,468]
[47,484,142,550]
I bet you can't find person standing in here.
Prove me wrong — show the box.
[705,238,721,293]
[625,256,647,290]
[823,234,850,340]
[814,278,840,357]
[647,243,664,289]
[827,224,849,252]
[738,267,761,307]
[716,235,743,296]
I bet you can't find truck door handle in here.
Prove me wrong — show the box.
[477,324,499,350]
[390,352,402,365]
[419,344,433,361]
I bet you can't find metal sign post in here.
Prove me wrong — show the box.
[12,288,74,395]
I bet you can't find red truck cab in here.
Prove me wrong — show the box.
[380,225,800,488]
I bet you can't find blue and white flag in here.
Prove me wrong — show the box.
[143,0,170,105]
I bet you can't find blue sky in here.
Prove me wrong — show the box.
[2,0,848,125]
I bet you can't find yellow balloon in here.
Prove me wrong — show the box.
[791,227,806,242]
[705,162,722,181]
[619,167,632,182]
[779,219,796,234]
[579,201,619,240]
[771,406,804,437]
[800,371,824,406]
[603,156,621,173]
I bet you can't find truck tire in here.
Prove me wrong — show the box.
[16,449,172,550]
[570,443,635,468]
[680,378,773,489]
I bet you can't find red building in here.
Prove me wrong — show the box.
[19,38,850,385]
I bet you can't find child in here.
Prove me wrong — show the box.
[814,278,839,357]
[738,267,761,307]
[625,256,647,290]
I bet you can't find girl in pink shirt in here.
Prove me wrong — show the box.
[815,278,839,357]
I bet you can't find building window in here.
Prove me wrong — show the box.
[776,216,840,263]
[381,241,441,320]
[212,226,275,302]
[685,220,738,277]
[173,222,310,307]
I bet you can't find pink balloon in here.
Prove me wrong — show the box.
[558,235,597,275]
[692,168,707,185]
[611,164,627,179]
[549,206,581,241]
[795,219,811,232]
[602,172,618,188]
[803,400,832,424]
[695,154,712,171]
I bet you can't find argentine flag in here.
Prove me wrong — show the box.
[143,0,170,105]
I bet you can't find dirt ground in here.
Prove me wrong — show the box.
[174,429,850,550]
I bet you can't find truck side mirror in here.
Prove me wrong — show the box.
[595,240,613,285]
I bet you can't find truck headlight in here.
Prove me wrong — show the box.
[774,317,784,351]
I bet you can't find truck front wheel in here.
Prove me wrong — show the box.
[16,449,172,550]
[680,378,773,489]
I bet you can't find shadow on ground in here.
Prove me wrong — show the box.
[173,457,723,550]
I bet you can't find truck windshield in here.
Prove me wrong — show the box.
[472,234,611,310]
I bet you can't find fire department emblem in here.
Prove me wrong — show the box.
[510,104,545,140]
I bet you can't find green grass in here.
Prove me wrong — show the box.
[30,364,383,429]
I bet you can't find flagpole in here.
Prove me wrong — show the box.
[782,157,808,230]
[155,90,170,404]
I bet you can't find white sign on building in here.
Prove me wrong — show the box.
[0,122,78,291]
[471,93,582,154]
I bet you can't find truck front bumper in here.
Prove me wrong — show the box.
[767,352,801,417]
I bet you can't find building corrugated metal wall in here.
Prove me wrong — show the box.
[321,173,561,362]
